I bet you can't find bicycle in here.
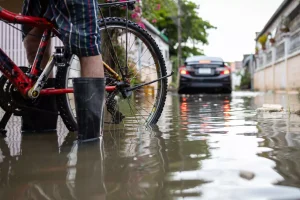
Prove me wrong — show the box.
[0,0,173,134]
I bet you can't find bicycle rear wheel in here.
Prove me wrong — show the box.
[56,17,168,132]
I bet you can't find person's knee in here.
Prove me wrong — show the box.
[23,28,51,66]
[23,28,44,62]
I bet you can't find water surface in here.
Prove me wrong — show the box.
[1,91,300,199]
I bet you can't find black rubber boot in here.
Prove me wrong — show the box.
[21,78,58,133]
[73,78,105,142]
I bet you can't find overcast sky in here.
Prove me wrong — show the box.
[191,0,284,62]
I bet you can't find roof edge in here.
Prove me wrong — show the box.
[141,18,169,44]
[255,0,292,40]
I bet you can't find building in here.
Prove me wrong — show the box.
[229,61,243,73]
[253,0,300,92]
[228,61,242,90]
[242,54,256,90]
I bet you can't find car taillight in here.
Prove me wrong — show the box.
[220,69,230,75]
[179,66,189,75]
[220,66,231,75]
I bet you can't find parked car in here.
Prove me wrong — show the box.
[178,56,232,94]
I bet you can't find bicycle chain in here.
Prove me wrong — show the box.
[0,67,29,115]
[0,67,57,116]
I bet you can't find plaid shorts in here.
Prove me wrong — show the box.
[22,0,101,57]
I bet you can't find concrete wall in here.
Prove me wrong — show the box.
[254,69,264,91]
[287,54,300,90]
[264,65,273,90]
[254,52,300,92]
[274,61,285,90]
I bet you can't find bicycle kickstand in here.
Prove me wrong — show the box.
[0,111,12,137]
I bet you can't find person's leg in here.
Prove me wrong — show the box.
[80,55,104,78]
[46,0,105,141]
[22,0,52,74]
[23,28,52,72]
[62,0,105,141]
[25,0,106,139]
[74,53,105,141]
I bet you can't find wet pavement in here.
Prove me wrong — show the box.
[2,91,300,199]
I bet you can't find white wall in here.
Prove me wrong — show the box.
[148,33,172,84]
[231,72,241,90]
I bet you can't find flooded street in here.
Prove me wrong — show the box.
[2,91,300,199]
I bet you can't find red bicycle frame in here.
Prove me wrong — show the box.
[0,6,116,97]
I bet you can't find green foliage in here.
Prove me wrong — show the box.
[97,0,214,86]
[101,29,142,84]
[182,46,204,58]
[240,71,251,90]
[98,0,215,59]
[170,55,179,83]
[141,0,215,59]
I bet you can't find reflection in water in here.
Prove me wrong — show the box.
[0,123,169,199]
[257,109,300,188]
[2,92,300,199]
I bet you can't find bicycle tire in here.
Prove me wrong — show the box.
[56,17,168,132]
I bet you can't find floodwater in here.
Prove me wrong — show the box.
[2,91,300,199]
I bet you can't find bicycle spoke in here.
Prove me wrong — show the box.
[130,70,158,83]
[99,9,124,78]
[126,99,142,125]
[103,42,119,72]
[128,36,137,53]
[127,100,148,122]
[134,48,149,67]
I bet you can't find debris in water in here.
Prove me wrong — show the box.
[293,110,300,116]
[239,170,255,180]
[256,104,283,112]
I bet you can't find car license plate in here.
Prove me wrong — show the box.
[198,68,211,74]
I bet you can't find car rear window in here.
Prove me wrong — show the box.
[188,64,224,68]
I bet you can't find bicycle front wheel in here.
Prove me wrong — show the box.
[56,17,168,131]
